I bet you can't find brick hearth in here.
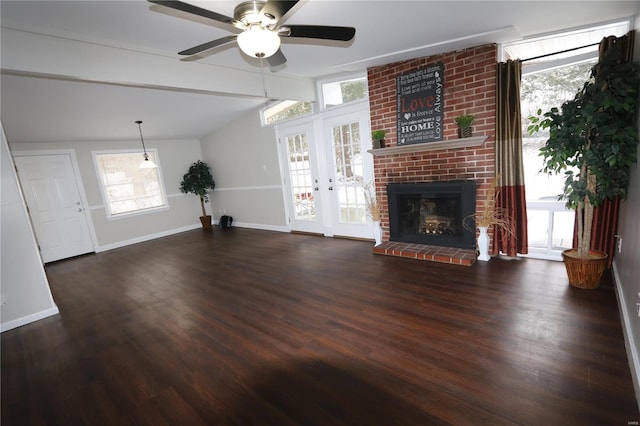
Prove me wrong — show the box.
[373,242,477,266]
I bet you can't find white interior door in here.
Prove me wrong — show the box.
[14,153,94,263]
[323,110,374,239]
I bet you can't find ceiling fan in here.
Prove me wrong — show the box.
[148,0,356,67]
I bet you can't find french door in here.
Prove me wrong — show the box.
[279,121,326,234]
[277,104,374,239]
[323,110,374,239]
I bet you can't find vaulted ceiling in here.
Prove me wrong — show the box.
[1,1,638,143]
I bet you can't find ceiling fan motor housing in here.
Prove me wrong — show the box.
[234,1,276,27]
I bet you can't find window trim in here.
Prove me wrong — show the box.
[92,148,169,220]
[500,18,631,76]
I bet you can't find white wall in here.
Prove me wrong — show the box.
[1,123,59,332]
[200,106,287,230]
[10,138,205,250]
[613,18,640,408]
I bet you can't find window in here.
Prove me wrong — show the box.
[320,76,368,109]
[262,100,313,125]
[94,150,168,218]
[502,19,630,259]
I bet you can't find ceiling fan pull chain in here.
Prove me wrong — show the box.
[260,57,268,98]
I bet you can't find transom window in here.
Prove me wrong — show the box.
[93,150,168,218]
[319,76,368,109]
[262,100,313,125]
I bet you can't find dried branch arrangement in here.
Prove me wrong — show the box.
[463,175,514,236]
[363,182,381,222]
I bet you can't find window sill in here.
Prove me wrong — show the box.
[367,135,488,156]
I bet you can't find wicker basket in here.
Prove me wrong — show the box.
[561,249,608,289]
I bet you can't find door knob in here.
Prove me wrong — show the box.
[328,186,333,191]
[314,187,319,191]
[77,208,83,212]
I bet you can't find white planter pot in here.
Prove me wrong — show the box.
[373,221,382,246]
[477,226,490,261]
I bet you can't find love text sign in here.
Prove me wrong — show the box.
[396,63,444,145]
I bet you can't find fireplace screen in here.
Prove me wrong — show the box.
[388,181,476,249]
[398,196,461,236]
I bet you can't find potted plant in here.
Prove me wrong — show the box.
[528,45,640,288]
[371,130,386,149]
[180,160,216,230]
[454,114,475,138]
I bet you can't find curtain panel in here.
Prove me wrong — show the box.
[494,59,528,256]
[583,31,635,268]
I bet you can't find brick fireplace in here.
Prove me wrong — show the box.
[367,44,497,264]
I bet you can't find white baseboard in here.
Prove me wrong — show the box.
[1,306,60,333]
[612,260,640,412]
[94,224,202,252]
[216,221,290,233]
[95,222,289,253]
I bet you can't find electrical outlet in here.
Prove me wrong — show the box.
[618,236,623,253]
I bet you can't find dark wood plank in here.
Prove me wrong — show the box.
[2,228,638,425]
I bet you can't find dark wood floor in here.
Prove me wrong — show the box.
[2,228,638,425]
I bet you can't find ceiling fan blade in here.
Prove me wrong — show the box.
[260,1,299,22]
[283,25,356,41]
[148,0,234,25]
[178,35,237,55]
[267,48,287,68]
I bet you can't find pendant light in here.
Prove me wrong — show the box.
[135,120,157,169]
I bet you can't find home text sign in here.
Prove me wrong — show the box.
[396,63,444,145]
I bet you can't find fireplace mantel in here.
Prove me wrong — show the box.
[367,135,488,156]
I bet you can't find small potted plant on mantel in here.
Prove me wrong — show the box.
[454,114,475,138]
[180,160,216,230]
[371,130,386,149]
[528,45,640,288]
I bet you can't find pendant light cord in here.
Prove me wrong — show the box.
[136,120,148,155]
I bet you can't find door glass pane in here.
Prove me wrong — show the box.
[286,133,316,221]
[332,122,366,224]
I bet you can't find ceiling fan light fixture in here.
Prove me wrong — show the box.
[237,26,281,58]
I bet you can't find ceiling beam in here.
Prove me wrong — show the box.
[1,27,317,102]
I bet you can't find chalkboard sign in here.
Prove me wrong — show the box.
[396,63,444,145]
